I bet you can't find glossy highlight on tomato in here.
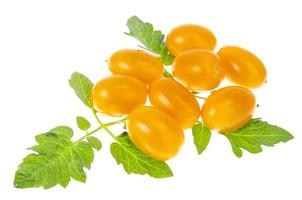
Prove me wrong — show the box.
[149,77,200,129]
[172,49,224,91]
[92,75,147,116]
[217,46,267,88]
[127,106,184,160]
[166,24,217,56]
[201,86,256,133]
[109,49,164,84]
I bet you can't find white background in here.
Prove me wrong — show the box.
[0,0,301,199]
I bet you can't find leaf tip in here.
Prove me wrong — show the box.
[127,15,139,22]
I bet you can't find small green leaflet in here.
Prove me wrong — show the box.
[87,136,102,151]
[126,16,174,65]
[76,116,91,131]
[192,122,211,155]
[50,126,73,138]
[14,126,95,189]
[224,119,294,158]
[69,72,93,107]
[110,133,173,178]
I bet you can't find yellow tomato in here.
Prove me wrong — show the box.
[149,77,200,128]
[201,86,256,133]
[173,49,224,91]
[217,46,267,88]
[166,24,217,56]
[127,106,184,160]
[108,49,164,84]
[92,75,147,116]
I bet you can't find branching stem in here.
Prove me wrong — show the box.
[74,111,126,143]
[92,110,119,140]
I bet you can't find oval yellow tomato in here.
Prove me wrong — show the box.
[149,77,200,128]
[166,24,217,56]
[127,106,184,160]
[92,75,147,116]
[201,86,256,133]
[173,49,224,91]
[217,46,267,88]
[109,49,164,84]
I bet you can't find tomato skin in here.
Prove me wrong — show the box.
[201,86,256,133]
[172,49,225,91]
[127,106,184,160]
[109,49,164,84]
[166,24,217,56]
[217,46,267,88]
[149,77,200,129]
[92,75,147,116]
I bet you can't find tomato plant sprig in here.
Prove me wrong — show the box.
[125,16,293,156]
[126,16,174,65]
[14,16,294,190]
[14,72,173,189]
[14,116,122,189]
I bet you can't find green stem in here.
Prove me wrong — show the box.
[103,117,127,127]
[74,126,102,144]
[92,110,118,139]
[74,114,126,143]
[92,109,102,125]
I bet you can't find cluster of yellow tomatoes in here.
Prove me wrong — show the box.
[91,24,267,161]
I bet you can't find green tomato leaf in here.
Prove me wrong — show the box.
[50,126,73,139]
[14,126,95,189]
[76,116,91,131]
[110,133,173,178]
[69,72,93,107]
[87,136,102,151]
[224,119,294,158]
[192,122,211,155]
[126,16,174,66]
